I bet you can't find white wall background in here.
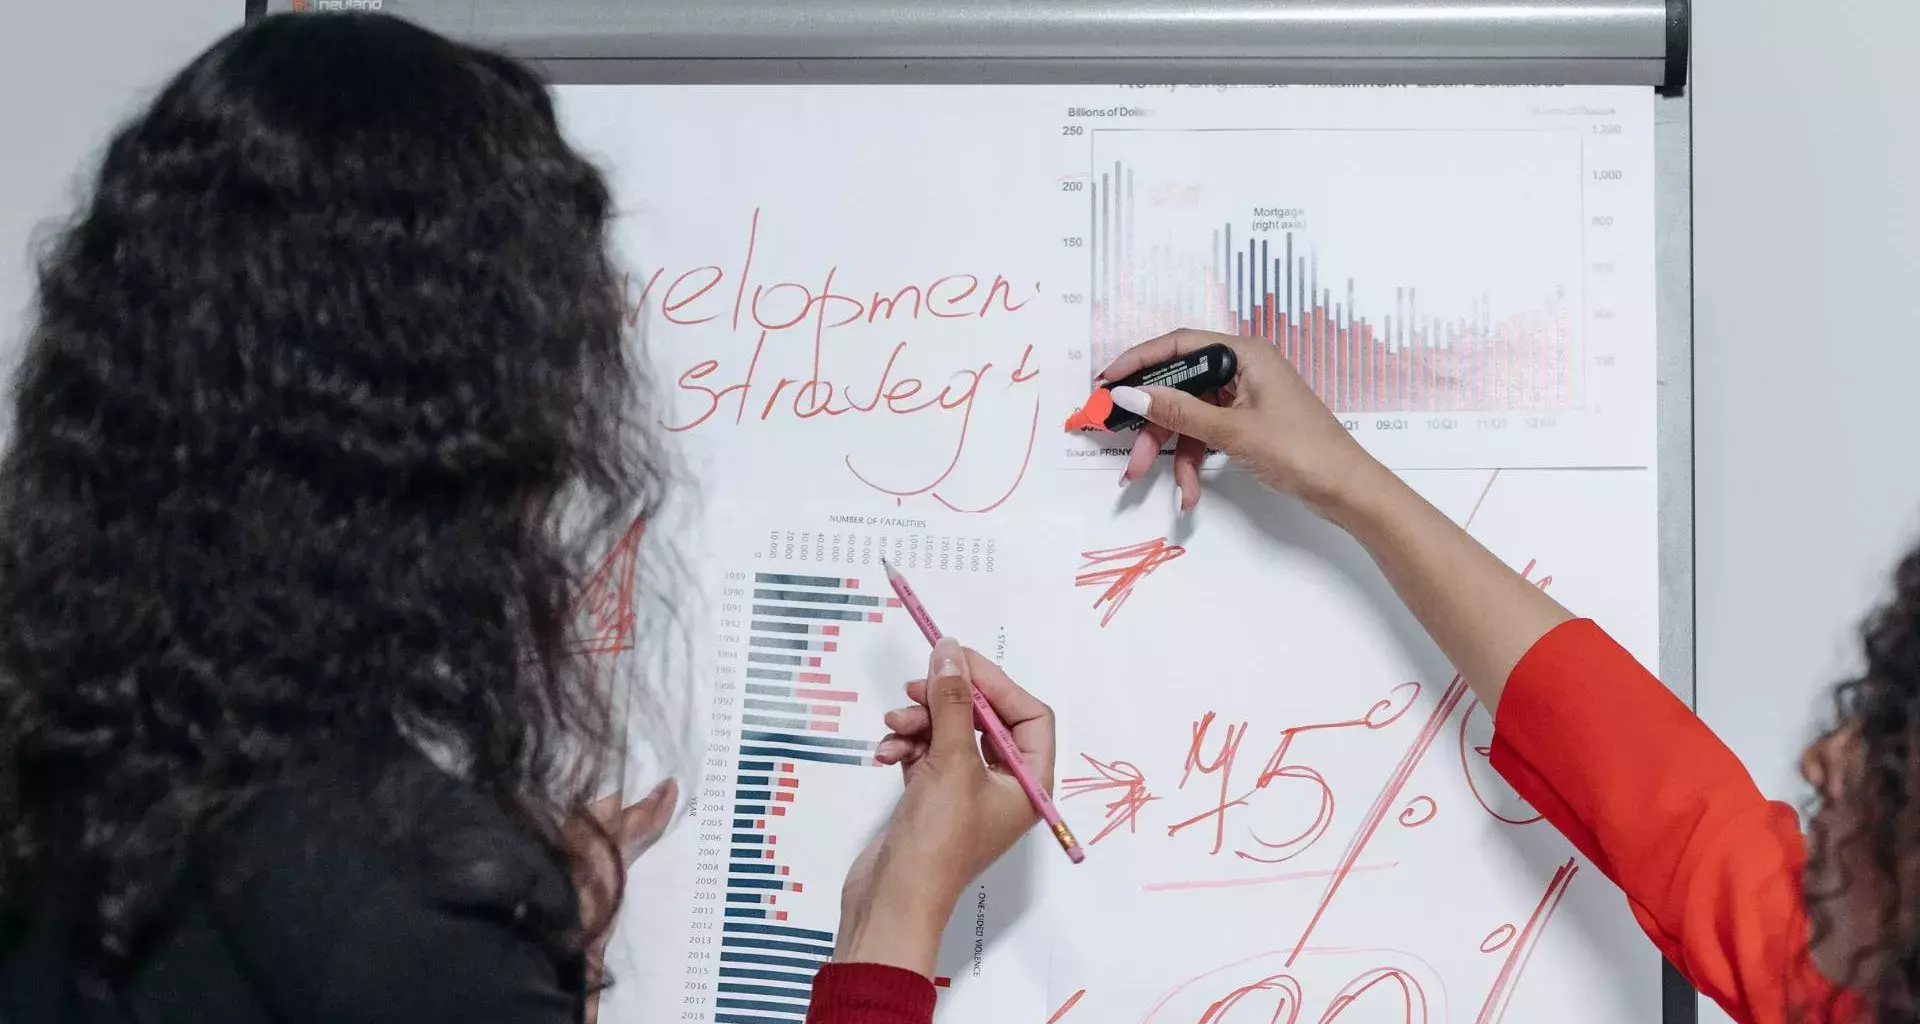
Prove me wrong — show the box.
[1692,0,1920,879]
[0,0,241,351]
[8,2,1920,1022]
[1693,0,1920,1020]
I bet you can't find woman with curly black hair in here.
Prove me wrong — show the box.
[1099,327,1891,1024]
[0,13,1052,1024]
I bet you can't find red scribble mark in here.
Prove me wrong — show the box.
[1458,701,1543,826]
[1395,796,1437,828]
[561,513,648,662]
[1463,469,1502,530]
[1047,990,1087,1024]
[1137,948,1448,1024]
[1473,858,1578,1024]
[1200,974,1303,1024]
[1059,755,1159,845]
[1139,950,1284,1023]
[930,393,1040,515]
[1284,545,1557,961]
[1141,862,1399,893]
[1233,762,1335,864]
[1516,558,1553,592]
[1170,712,1248,854]
[1287,675,1473,965]
[1075,538,1187,626]
[1361,683,1424,731]
[1172,684,1421,865]
[1318,968,1429,1024]
[1479,924,1517,953]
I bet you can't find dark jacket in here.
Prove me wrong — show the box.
[0,759,586,1024]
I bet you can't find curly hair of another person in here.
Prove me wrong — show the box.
[0,13,665,970]
[1803,545,1920,1024]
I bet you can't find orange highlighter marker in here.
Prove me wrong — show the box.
[1064,342,1239,433]
[879,556,1086,865]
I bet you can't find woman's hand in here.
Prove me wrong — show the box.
[835,637,1056,977]
[571,778,678,1024]
[1101,327,1385,515]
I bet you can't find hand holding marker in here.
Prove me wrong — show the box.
[879,557,1086,864]
[1065,340,1243,511]
[1063,342,1239,433]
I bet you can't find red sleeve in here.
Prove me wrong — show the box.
[805,964,936,1024]
[1487,619,1857,1024]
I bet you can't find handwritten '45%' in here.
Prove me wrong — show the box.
[1063,559,1559,965]
[1060,680,1423,864]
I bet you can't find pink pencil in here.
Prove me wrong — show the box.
[879,556,1086,865]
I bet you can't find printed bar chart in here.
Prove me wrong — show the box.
[1091,163,1578,413]
[697,561,955,1023]
[722,572,884,1021]
[741,572,895,766]
[1204,229,1573,413]
[1086,128,1590,416]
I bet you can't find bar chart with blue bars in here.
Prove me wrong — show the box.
[706,568,956,1023]
[659,521,1037,1024]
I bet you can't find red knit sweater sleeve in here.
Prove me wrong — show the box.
[804,964,936,1024]
[1487,618,1857,1024]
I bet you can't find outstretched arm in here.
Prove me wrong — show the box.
[1102,328,1852,1024]
[1100,328,1568,713]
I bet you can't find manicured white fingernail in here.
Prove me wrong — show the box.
[932,637,964,679]
[1110,386,1150,417]
[1174,484,1187,516]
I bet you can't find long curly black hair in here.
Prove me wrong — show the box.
[0,12,663,969]
[1804,544,1920,1023]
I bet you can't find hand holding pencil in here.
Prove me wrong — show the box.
[879,557,1085,865]
[834,636,1059,978]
